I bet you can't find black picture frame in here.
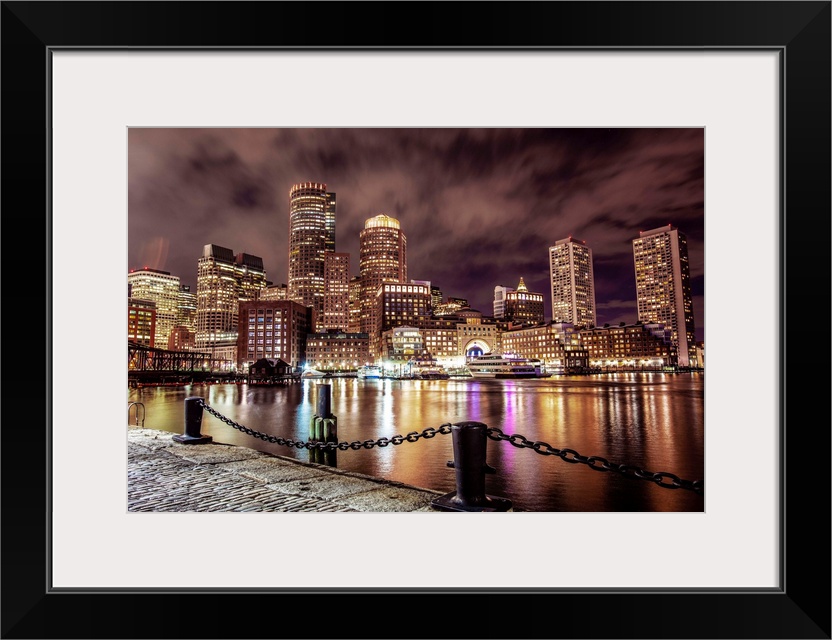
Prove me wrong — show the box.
[2,2,829,638]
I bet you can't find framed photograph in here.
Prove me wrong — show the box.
[3,2,829,638]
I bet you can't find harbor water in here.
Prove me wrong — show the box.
[127,372,705,512]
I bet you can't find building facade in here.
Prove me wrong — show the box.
[195,244,267,359]
[305,331,370,372]
[128,298,156,347]
[549,237,597,328]
[503,277,545,325]
[236,299,314,371]
[579,322,677,369]
[632,225,696,367]
[288,182,328,329]
[325,191,337,253]
[127,267,181,349]
[260,283,288,301]
[323,252,351,331]
[501,321,589,372]
[348,275,362,333]
[359,214,407,352]
[373,281,431,358]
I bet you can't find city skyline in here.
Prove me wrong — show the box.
[128,127,705,341]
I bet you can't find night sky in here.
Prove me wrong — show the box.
[128,128,704,342]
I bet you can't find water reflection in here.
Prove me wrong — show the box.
[128,373,704,512]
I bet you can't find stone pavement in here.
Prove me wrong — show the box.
[128,426,446,513]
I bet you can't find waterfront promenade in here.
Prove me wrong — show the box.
[128,426,445,513]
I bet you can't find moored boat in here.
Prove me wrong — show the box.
[466,353,551,378]
[356,364,383,379]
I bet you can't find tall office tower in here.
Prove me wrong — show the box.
[549,237,597,328]
[325,192,337,253]
[177,285,197,332]
[632,224,696,367]
[348,275,362,333]
[195,244,267,359]
[359,214,407,353]
[504,277,545,325]
[288,182,328,327]
[323,252,350,331]
[493,285,514,318]
[127,267,181,349]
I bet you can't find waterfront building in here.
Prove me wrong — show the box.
[260,283,288,301]
[373,281,430,358]
[305,331,370,372]
[457,313,499,359]
[420,325,461,364]
[359,214,407,353]
[127,267,180,349]
[288,182,328,329]
[323,252,351,331]
[236,299,314,371]
[325,191,336,253]
[632,225,696,367]
[128,298,156,348]
[348,275,362,333]
[503,277,545,325]
[379,326,425,364]
[501,321,589,372]
[195,244,267,362]
[579,322,677,370]
[177,285,197,333]
[549,237,597,328]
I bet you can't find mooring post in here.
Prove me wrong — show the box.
[309,383,337,466]
[430,421,512,512]
[173,396,213,445]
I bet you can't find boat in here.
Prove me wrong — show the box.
[301,368,328,379]
[465,353,552,379]
[356,364,383,379]
[410,356,450,380]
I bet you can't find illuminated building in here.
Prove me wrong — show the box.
[348,275,362,333]
[632,225,696,367]
[325,192,337,253]
[177,285,197,333]
[359,214,407,354]
[323,252,350,331]
[493,285,513,318]
[504,277,545,325]
[288,182,328,329]
[429,286,443,312]
[260,283,288,300]
[195,244,267,364]
[373,281,429,358]
[501,322,589,372]
[305,332,370,371]
[128,298,156,348]
[236,299,313,371]
[579,322,677,370]
[167,325,195,351]
[127,267,180,349]
[379,326,425,363]
[549,237,597,328]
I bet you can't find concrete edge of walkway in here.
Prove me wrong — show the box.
[128,426,449,513]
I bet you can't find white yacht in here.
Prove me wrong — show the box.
[466,353,550,379]
[356,364,383,379]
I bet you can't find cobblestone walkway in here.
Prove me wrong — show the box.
[128,427,443,513]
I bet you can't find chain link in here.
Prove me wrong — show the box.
[197,399,452,451]
[195,400,702,495]
[486,427,703,495]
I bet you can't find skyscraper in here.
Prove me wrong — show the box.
[288,182,328,329]
[359,214,407,355]
[325,192,337,253]
[323,252,350,331]
[549,237,597,328]
[632,224,696,367]
[195,244,267,364]
[504,277,545,325]
[127,267,181,349]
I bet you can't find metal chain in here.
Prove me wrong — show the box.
[197,399,452,451]
[486,427,704,495]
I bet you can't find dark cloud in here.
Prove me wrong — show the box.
[129,127,705,340]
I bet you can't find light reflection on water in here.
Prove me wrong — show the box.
[128,372,704,512]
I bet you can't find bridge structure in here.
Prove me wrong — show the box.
[128,342,239,384]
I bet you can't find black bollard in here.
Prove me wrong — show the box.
[316,383,332,419]
[173,396,213,444]
[431,422,512,512]
[308,384,337,467]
